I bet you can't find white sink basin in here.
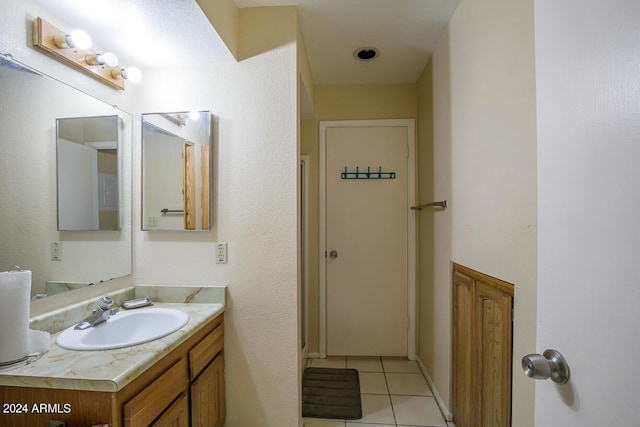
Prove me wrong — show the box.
[57,307,189,351]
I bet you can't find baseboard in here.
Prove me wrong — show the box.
[306,352,322,359]
[415,356,455,424]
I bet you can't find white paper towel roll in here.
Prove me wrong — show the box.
[0,269,50,363]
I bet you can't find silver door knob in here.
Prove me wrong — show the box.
[329,250,338,259]
[522,349,570,384]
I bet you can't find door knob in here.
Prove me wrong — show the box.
[522,349,570,384]
[329,250,338,259]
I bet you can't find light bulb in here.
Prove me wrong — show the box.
[123,66,142,83]
[86,52,119,67]
[189,111,200,120]
[100,52,119,67]
[112,66,142,83]
[54,30,92,49]
[68,30,92,49]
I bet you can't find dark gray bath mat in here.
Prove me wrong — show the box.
[302,367,362,420]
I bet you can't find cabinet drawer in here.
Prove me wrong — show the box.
[124,358,189,427]
[189,323,223,379]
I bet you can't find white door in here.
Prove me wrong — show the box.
[57,139,99,230]
[321,120,415,357]
[535,0,640,424]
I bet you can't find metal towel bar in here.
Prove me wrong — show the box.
[411,201,447,211]
[160,208,184,214]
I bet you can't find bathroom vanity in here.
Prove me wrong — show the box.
[0,286,225,427]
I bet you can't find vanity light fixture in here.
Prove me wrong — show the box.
[32,17,140,90]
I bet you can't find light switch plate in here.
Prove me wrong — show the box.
[51,241,61,261]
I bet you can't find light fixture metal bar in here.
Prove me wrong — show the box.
[32,17,125,90]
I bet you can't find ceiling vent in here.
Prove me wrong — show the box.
[353,46,379,61]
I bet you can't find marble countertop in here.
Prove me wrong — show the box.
[0,286,225,392]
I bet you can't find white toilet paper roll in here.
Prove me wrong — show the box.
[0,269,50,363]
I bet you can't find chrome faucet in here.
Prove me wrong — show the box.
[74,296,119,330]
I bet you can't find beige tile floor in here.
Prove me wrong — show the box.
[303,356,450,427]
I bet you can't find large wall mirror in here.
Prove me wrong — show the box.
[0,54,132,297]
[142,112,212,231]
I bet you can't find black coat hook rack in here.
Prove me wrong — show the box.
[341,166,396,180]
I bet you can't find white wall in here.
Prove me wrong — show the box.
[416,53,453,415]
[133,9,301,424]
[133,46,300,426]
[534,0,640,424]
[429,0,538,423]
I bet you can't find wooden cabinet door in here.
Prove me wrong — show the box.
[124,359,189,427]
[476,279,513,427]
[452,269,476,427]
[191,354,225,427]
[452,264,513,427]
[152,393,189,427]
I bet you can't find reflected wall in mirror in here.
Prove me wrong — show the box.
[142,112,212,231]
[57,115,120,231]
[0,54,132,297]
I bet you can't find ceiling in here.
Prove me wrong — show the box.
[235,0,460,85]
[37,0,460,86]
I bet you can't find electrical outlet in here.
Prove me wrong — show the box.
[146,216,157,227]
[51,241,62,261]
[216,242,227,264]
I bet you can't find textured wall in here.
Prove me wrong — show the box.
[416,56,454,415]
[133,8,300,426]
[428,0,538,424]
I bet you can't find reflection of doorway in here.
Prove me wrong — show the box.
[183,143,195,230]
[319,120,416,357]
[57,139,99,230]
[300,156,309,355]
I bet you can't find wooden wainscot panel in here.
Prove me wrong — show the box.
[451,263,514,427]
[451,268,476,427]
